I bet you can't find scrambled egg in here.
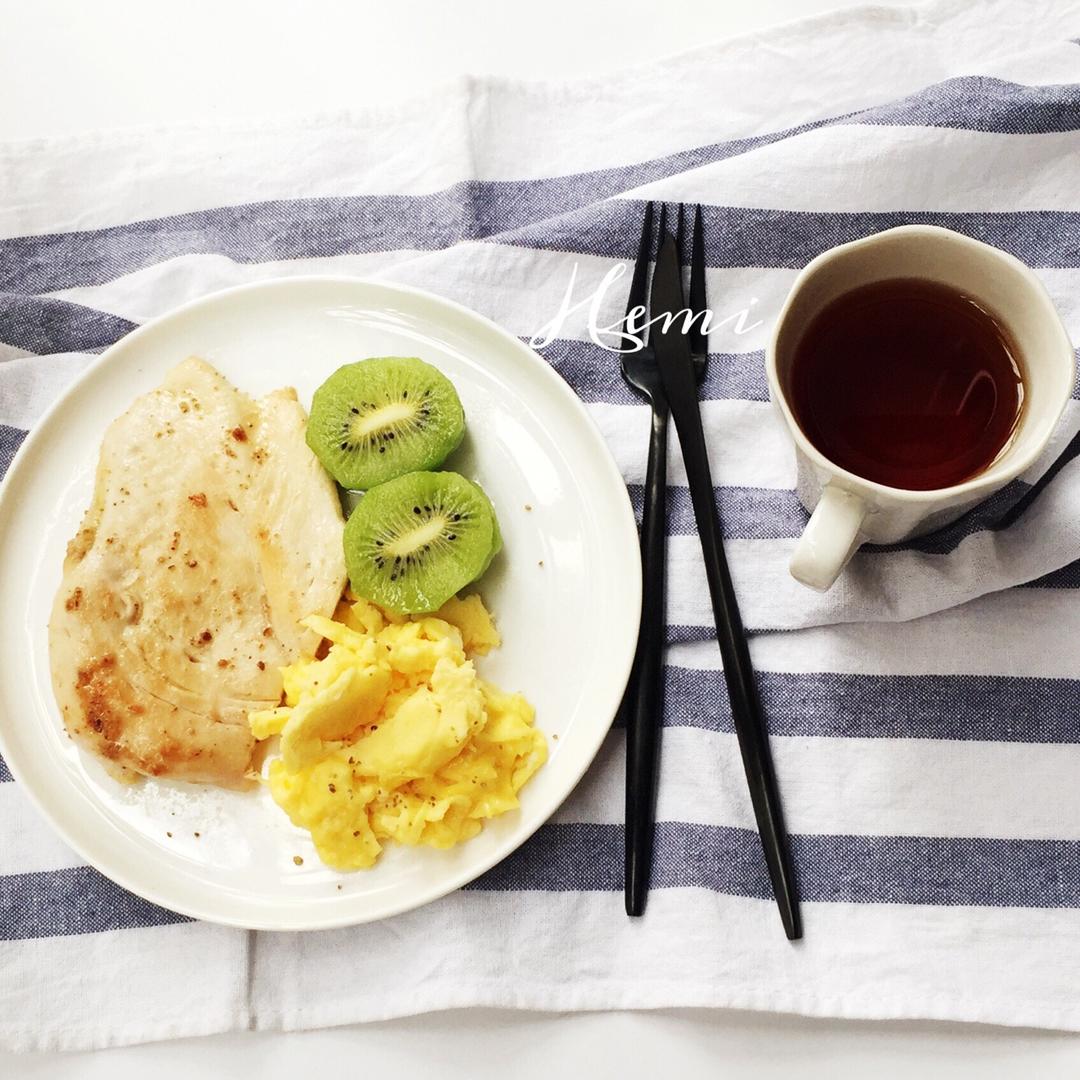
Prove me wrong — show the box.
[249,594,546,870]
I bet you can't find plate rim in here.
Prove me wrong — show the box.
[0,274,642,930]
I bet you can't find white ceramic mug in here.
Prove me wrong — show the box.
[766,224,1076,592]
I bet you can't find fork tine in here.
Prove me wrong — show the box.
[656,202,668,249]
[675,203,686,266]
[688,204,707,356]
[624,201,654,338]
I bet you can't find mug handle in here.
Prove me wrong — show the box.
[790,484,868,591]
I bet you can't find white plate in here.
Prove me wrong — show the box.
[0,277,640,930]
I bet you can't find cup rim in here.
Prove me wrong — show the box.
[765,224,1076,504]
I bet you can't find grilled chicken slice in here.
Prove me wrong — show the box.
[48,357,346,786]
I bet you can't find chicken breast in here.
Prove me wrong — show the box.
[48,357,346,786]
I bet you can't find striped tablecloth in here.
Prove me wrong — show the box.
[3,0,1080,1051]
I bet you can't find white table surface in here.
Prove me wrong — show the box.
[3,0,1079,1073]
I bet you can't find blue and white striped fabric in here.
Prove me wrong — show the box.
[4,0,1080,1051]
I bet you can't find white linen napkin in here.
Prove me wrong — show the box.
[3,0,1080,1051]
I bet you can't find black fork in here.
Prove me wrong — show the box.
[620,201,708,916]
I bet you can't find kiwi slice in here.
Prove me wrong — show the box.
[307,357,465,489]
[344,471,499,614]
